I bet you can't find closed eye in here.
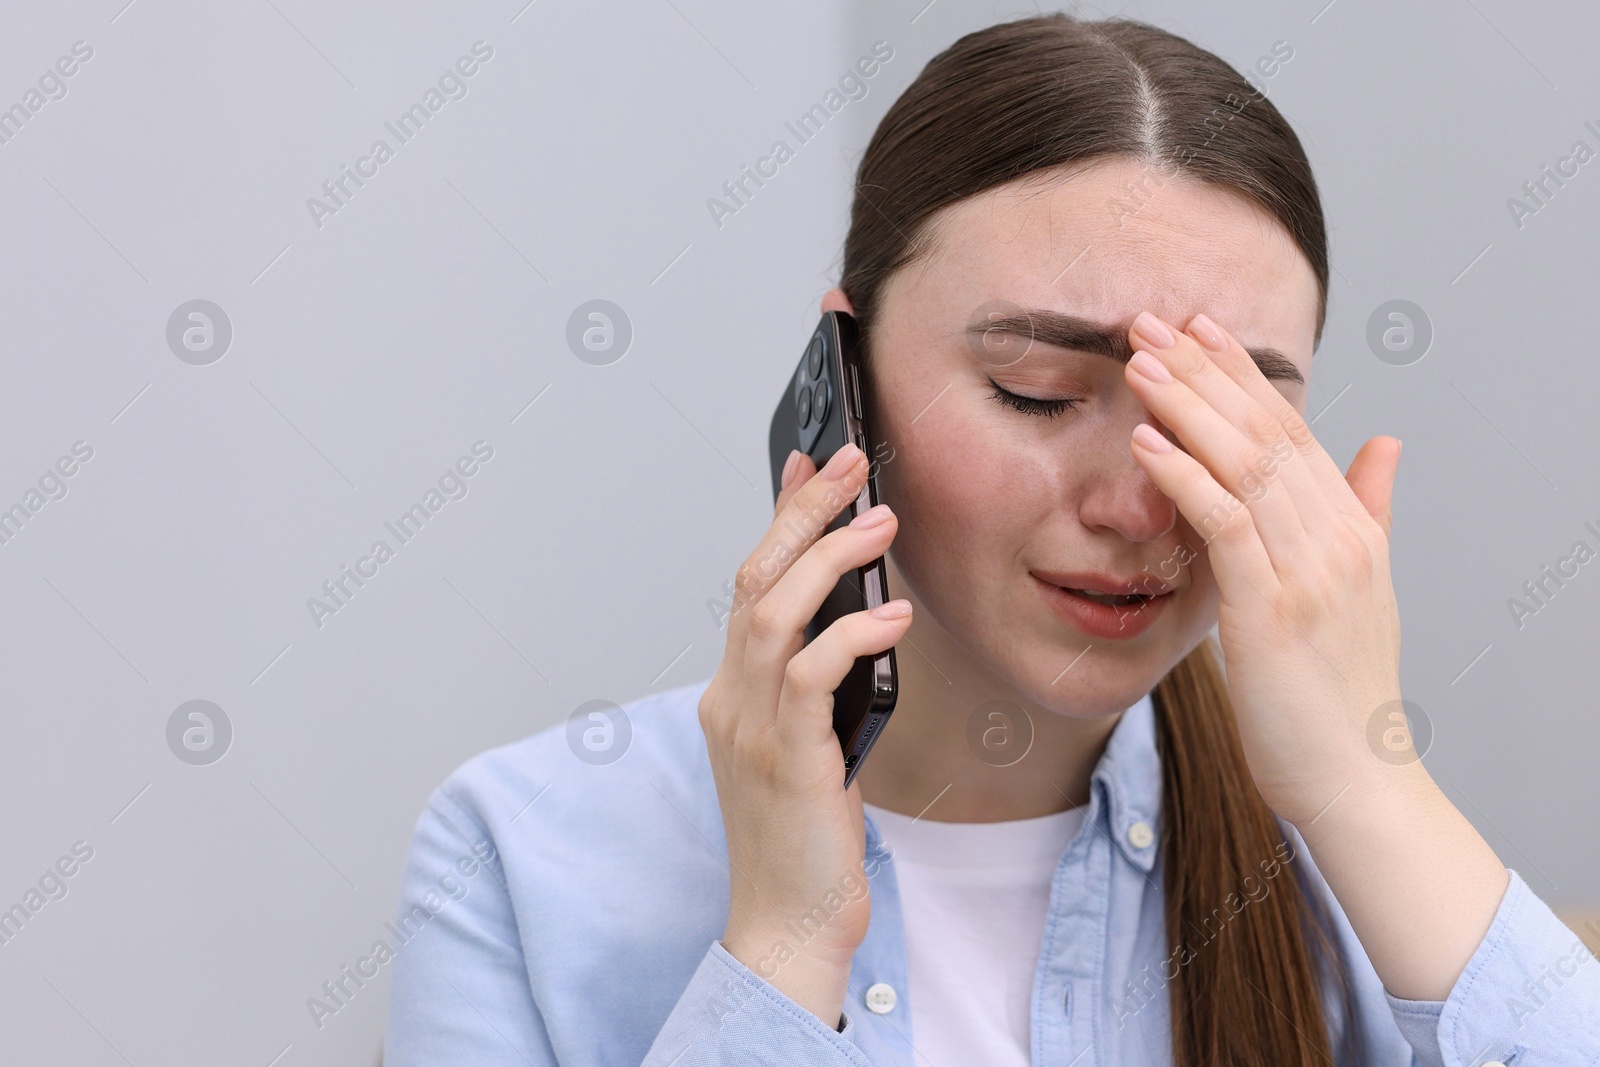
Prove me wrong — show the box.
[987,378,1080,418]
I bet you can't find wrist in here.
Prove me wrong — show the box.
[1286,758,1440,851]
[724,902,865,972]
[1291,758,1436,847]
[722,919,861,979]
[1280,754,1509,1001]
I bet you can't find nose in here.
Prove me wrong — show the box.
[1075,416,1178,544]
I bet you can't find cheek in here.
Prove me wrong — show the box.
[879,402,1058,568]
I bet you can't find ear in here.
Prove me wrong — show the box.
[821,288,855,316]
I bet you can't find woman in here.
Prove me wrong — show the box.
[383,13,1599,1065]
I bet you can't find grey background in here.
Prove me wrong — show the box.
[1,0,1596,1063]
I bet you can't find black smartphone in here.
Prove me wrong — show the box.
[767,310,898,788]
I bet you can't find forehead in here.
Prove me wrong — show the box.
[901,157,1321,369]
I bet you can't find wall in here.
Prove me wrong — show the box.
[0,1,1595,1063]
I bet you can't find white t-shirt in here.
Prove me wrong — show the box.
[862,799,1086,1064]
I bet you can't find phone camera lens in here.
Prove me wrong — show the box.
[812,376,830,423]
[807,338,824,379]
[796,384,813,426]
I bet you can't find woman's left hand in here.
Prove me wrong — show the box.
[1122,309,1408,828]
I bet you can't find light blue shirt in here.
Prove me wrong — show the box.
[382,678,1600,1065]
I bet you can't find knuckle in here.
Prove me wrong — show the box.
[1328,522,1375,575]
[733,561,768,605]
[697,686,725,734]
[747,598,784,642]
[815,527,854,567]
[783,652,822,695]
[794,480,847,531]
[1280,409,1316,452]
[1214,499,1255,543]
[1234,447,1272,497]
[1240,405,1283,451]
[1195,495,1245,543]
[1175,341,1210,378]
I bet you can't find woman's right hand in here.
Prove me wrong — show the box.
[698,441,912,1030]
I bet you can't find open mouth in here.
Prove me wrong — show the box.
[1058,588,1155,607]
[1031,571,1176,639]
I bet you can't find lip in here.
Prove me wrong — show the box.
[1031,572,1174,640]
[1031,569,1174,597]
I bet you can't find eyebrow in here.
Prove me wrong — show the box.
[967,309,1305,385]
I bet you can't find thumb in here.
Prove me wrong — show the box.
[1344,436,1401,538]
[846,777,866,853]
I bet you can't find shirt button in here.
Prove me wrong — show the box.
[1127,821,1154,849]
[864,982,898,1014]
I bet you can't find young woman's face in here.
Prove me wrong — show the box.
[854,156,1321,716]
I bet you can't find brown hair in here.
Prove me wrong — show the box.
[837,14,1356,1065]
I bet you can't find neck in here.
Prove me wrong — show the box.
[854,554,1126,823]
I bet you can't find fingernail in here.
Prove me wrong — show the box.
[1189,313,1227,352]
[780,449,802,490]
[870,599,912,619]
[1130,350,1173,383]
[849,503,893,529]
[1132,311,1176,348]
[1132,423,1173,453]
[821,443,863,480]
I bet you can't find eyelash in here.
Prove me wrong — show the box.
[987,378,1080,418]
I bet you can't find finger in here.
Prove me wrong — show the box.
[1131,311,1337,525]
[1181,312,1363,518]
[774,448,814,515]
[728,443,867,648]
[1344,436,1401,539]
[1124,340,1309,572]
[744,506,901,726]
[777,600,913,747]
[1129,422,1281,604]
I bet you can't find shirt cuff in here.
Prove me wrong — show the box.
[1383,869,1600,1067]
[644,939,873,1066]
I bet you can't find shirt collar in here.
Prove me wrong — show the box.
[860,689,1163,873]
[1091,689,1163,873]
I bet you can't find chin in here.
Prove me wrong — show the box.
[963,622,1147,719]
[1018,653,1164,718]
[997,601,1210,719]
